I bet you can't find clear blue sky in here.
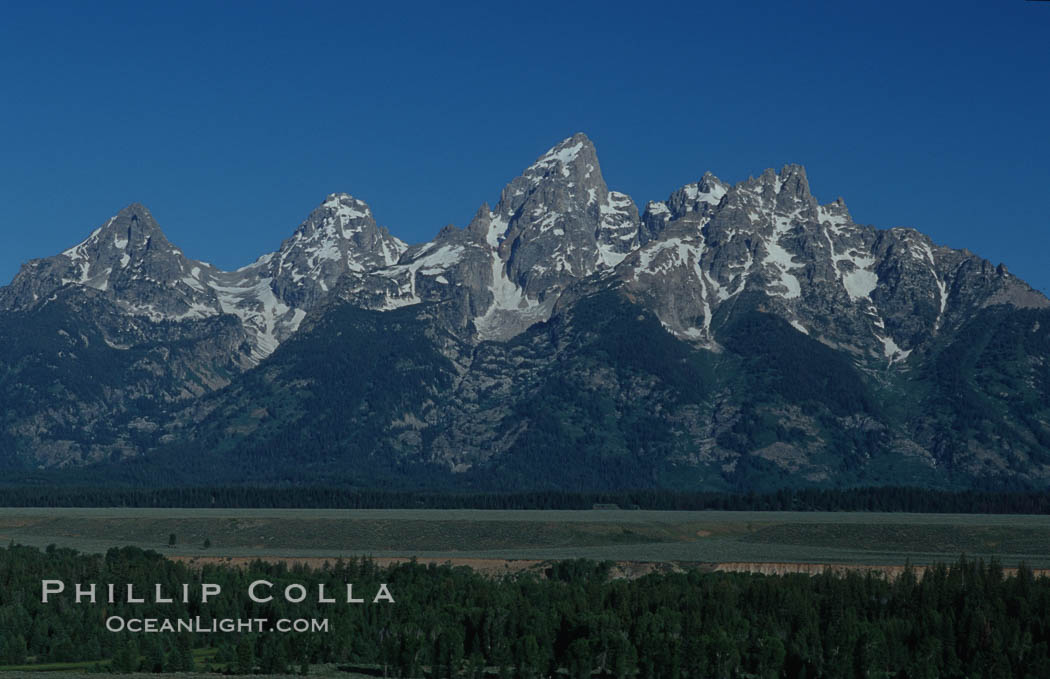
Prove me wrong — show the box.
[2,1,1048,293]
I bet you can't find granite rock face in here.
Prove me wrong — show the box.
[621,162,1044,364]
[265,193,407,309]
[1,204,215,321]
[1,195,408,362]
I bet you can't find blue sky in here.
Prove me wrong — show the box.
[2,1,1048,292]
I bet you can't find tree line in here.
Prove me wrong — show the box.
[1,486,1049,513]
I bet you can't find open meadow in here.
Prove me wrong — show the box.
[2,507,1050,570]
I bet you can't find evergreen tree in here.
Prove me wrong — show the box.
[143,638,165,673]
[234,637,253,675]
[0,634,27,665]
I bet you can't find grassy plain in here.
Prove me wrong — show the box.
[2,507,1050,568]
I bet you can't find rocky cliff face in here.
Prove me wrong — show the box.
[618,162,1045,363]
[334,133,646,341]
[2,133,1048,489]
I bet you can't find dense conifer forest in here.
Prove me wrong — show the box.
[1,486,1049,514]
[2,543,1049,677]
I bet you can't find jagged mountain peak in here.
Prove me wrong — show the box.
[478,133,641,299]
[47,201,193,299]
[0,201,237,330]
[739,163,815,206]
[818,197,852,227]
[0,191,410,361]
[777,162,807,178]
[294,193,380,241]
[109,201,155,224]
[316,192,374,220]
[108,201,156,223]
[668,173,730,218]
[697,170,729,194]
[62,202,173,259]
[523,132,598,178]
[8,136,1050,490]
[465,202,495,243]
[282,192,406,259]
[492,135,605,219]
[263,193,408,310]
[776,163,811,198]
[649,165,811,231]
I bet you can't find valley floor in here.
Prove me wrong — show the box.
[2,508,1050,569]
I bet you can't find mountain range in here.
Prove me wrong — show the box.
[2,133,1049,491]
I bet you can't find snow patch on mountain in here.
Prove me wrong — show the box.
[531,140,585,178]
[647,201,670,216]
[821,212,879,303]
[879,334,911,365]
[486,212,508,248]
[842,263,878,301]
[762,215,803,299]
[474,251,546,341]
[919,241,948,328]
[596,191,638,267]
[213,277,297,360]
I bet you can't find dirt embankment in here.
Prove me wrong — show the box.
[171,555,1050,581]
[172,555,684,578]
[172,555,547,577]
[713,562,1050,580]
